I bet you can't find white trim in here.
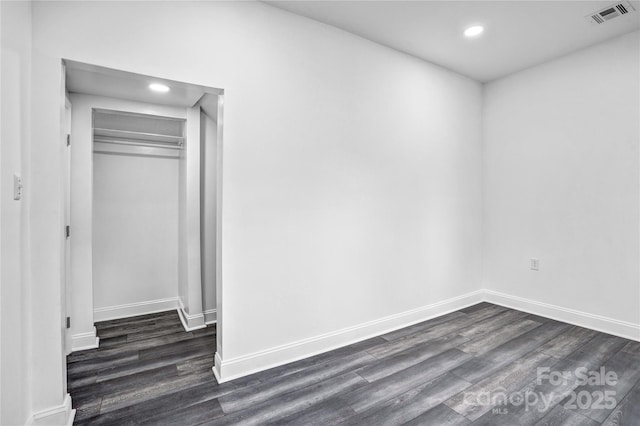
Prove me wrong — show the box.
[214,290,483,383]
[212,352,223,383]
[204,308,217,325]
[93,297,179,322]
[27,393,75,426]
[483,290,640,342]
[177,306,207,332]
[71,327,100,352]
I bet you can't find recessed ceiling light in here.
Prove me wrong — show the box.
[149,83,170,93]
[464,25,484,38]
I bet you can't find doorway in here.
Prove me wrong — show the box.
[62,60,224,374]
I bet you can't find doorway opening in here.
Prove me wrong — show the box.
[62,60,224,375]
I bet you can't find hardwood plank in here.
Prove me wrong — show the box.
[139,398,224,425]
[402,404,471,426]
[462,304,510,322]
[458,318,540,356]
[217,351,376,413]
[367,315,489,359]
[534,405,599,426]
[456,309,532,338]
[379,311,467,341]
[564,333,628,364]
[274,398,357,425]
[469,333,628,425]
[342,372,471,425]
[567,349,640,422]
[357,334,468,382]
[451,321,570,384]
[205,372,367,426]
[72,364,179,403]
[96,315,182,339]
[379,304,507,343]
[622,340,640,355]
[445,350,560,421]
[96,342,212,382]
[536,326,598,359]
[67,352,139,377]
[339,348,472,413]
[240,336,387,384]
[76,378,244,425]
[98,368,216,415]
[601,377,640,426]
[459,302,494,314]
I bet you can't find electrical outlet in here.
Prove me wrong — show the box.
[13,174,23,200]
[530,258,540,271]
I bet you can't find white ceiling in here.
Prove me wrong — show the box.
[265,0,640,82]
[65,60,222,108]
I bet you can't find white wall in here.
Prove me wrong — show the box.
[483,31,640,335]
[31,0,482,382]
[177,107,205,330]
[1,2,32,424]
[201,109,218,323]
[93,142,180,312]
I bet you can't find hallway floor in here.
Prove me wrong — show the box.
[68,304,640,425]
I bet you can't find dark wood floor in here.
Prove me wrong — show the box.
[68,303,640,425]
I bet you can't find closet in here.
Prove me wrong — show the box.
[65,61,223,356]
[92,110,185,317]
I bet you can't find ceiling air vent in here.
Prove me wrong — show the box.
[586,1,636,24]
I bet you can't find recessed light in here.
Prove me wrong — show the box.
[149,83,170,93]
[464,25,484,38]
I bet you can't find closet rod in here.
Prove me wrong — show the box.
[93,127,185,142]
[93,137,183,150]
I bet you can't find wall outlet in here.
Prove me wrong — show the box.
[530,258,540,271]
[13,174,23,200]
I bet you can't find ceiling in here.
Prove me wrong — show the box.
[265,1,640,82]
[65,60,222,109]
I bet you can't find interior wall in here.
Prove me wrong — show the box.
[0,1,32,424]
[178,119,187,311]
[201,109,218,323]
[483,31,640,330]
[32,0,483,379]
[92,141,180,313]
[177,107,205,329]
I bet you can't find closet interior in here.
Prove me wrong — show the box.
[92,110,185,322]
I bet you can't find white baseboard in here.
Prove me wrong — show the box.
[204,309,217,325]
[71,327,99,352]
[93,297,179,322]
[214,290,483,383]
[177,305,207,332]
[212,351,223,384]
[27,393,75,426]
[483,290,640,342]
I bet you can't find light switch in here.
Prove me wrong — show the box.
[13,174,23,200]
[530,258,539,271]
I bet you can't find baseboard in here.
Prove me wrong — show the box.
[93,297,179,322]
[27,393,75,426]
[71,327,99,352]
[483,290,640,342]
[212,352,223,384]
[215,290,483,383]
[204,309,217,325]
[177,306,207,332]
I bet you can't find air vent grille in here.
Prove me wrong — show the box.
[586,1,636,24]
